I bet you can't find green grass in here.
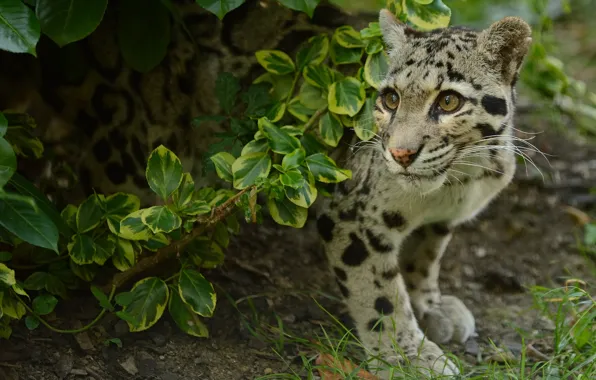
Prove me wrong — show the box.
[222,263,596,379]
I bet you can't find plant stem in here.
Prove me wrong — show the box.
[285,72,301,105]
[102,186,256,293]
[16,285,116,334]
[303,106,328,132]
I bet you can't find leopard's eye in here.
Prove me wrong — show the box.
[437,91,463,113]
[383,91,400,110]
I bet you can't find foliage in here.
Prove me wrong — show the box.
[0,0,593,347]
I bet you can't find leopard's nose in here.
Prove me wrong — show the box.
[388,147,419,168]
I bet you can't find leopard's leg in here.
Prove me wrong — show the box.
[317,212,459,377]
[400,223,475,344]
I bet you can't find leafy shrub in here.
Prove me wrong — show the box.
[0,0,592,339]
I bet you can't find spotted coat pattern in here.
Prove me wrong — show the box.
[317,10,532,377]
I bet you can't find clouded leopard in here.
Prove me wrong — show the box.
[317,9,532,377]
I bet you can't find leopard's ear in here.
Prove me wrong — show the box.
[379,9,407,54]
[477,16,533,83]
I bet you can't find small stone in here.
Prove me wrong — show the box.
[55,353,74,379]
[159,355,165,360]
[74,332,94,351]
[119,356,138,375]
[113,320,129,336]
[136,351,157,377]
[264,368,273,374]
[150,333,167,347]
[464,339,480,356]
[69,369,88,376]
[473,246,487,258]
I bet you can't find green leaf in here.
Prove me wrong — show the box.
[69,260,97,282]
[0,193,59,252]
[186,238,225,269]
[215,72,240,114]
[285,167,317,208]
[194,0,244,20]
[267,195,308,228]
[117,0,170,72]
[91,285,113,311]
[2,292,25,319]
[584,223,596,246]
[76,194,104,233]
[282,148,306,170]
[0,263,15,287]
[305,153,352,183]
[403,0,451,31]
[118,210,153,241]
[68,234,96,265]
[319,112,343,147]
[141,206,181,234]
[0,252,11,262]
[265,102,286,123]
[146,145,183,200]
[8,173,72,237]
[360,22,382,39]
[300,133,326,156]
[24,272,48,291]
[280,169,305,189]
[277,0,320,18]
[365,38,384,54]
[44,273,67,298]
[168,287,209,337]
[354,96,379,141]
[0,113,6,137]
[259,118,301,154]
[93,236,115,265]
[12,283,29,299]
[25,316,40,330]
[255,50,295,76]
[364,51,389,89]
[32,294,58,316]
[115,291,134,307]
[105,193,140,234]
[213,222,229,248]
[287,97,314,123]
[241,139,269,156]
[0,0,40,56]
[232,152,271,190]
[296,35,329,70]
[178,269,217,317]
[36,0,107,47]
[334,26,365,48]
[61,204,78,231]
[210,152,235,183]
[143,232,170,251]
[121,277,169,332]
[330,36,363,66]
[111,236,136,271]
[172,173,195,209]
[0,137,16,188]
[299,82,327,110]
[303,65,334,89]
[242,82,274,118]
[328,77,366,117]
[180,200,211,216]
[192,115,227,128]
[281,126,303,136]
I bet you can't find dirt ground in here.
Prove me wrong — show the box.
[1,99,595,380]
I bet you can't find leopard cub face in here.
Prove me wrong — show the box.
[373,11,532,191]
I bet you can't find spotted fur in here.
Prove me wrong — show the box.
[317,10,532,377]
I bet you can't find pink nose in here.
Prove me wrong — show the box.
[389,148,418,168]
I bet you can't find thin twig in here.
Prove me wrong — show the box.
[303,106,328,133]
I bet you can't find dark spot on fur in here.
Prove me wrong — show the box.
[339,205,358,221]
[405,263,415,273]
[317,214,335,242]
[333,267,347,282]
[336,279,350,298]
[368,318,384,332]
[382,211,406,229]
[374,297,394,315]
[382,266,399,280]
[481,95,508,116]
[475,123,495,138]
[365,229,393,253]
[105,162,126,185]
[374,280,382,289]
[92,138,112,163]
[342,233,369,266]
[431,223,451,235]
[76,110,99,137]
[108,129,128,150]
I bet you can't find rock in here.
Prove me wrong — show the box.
[69,369,88,376]
[74,331,95,351]
[150,333,167,347]
[464,339,480,356]
[264,368,273,374]
[113,320,129,337]
[54,353,74,379]
[136,351,158,377]
[119,355,138,375]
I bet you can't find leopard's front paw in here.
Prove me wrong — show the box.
[368,340,459,379]
[420,295,475,344]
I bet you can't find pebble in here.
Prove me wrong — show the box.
[119,355,138,375]
[264,368,273,374]
[54,353,74,379]
[70,369,88,376]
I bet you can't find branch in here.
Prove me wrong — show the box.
[303,106,327,133]
[102,186,255,293]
